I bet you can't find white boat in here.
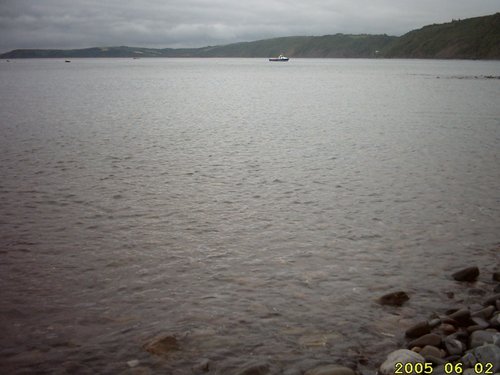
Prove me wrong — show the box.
[269,54,289,62]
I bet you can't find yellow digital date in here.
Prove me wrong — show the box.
[394,362,433,374]
[394,362,494,375]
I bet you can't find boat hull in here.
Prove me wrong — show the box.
[269,58,289,62]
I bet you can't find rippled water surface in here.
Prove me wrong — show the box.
[1,58,499,374]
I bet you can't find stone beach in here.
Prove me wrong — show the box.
[378,266,500,375]
[139,266,500,375]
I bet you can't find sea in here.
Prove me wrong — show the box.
[0,58,499,374]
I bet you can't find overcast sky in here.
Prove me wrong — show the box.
[0,0,499,52]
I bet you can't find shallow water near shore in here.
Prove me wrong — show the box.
[0,58,499,374]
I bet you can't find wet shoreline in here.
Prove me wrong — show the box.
[125,264,500,375]
[1,259,499,374]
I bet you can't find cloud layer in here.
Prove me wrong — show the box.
[0,0,498,52]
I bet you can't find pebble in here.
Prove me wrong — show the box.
[471,316,490,328]
[304,365,356,375]
[469,330,500,348]
[143,335,179,356]
[452,266,479,282]
[440,323,457,335]
[443,336,465,355]
[471,305,495,319]
[469,344,500,372]
[419,345,444,359]
[193,358,212,372]
[460,344,500,373]
[448,308,474,327]
[378,291,410,306]
[428,318,441,328]
[466,325,484,334]
[460,351,476,368]
[235,361,271,375]
[127,359,140,368]
[490,312,500,327]
[379,349,424,375]
[120,366,153,375]
[483,293,500,306]
[405,321,431,338]
[408,333,441,348]
[424,355,446,366]
[439,316,458,325]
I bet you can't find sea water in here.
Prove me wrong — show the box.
[1,58,499,373]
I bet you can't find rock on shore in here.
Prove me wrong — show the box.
[143,335,179,356]
[377,291,410,306]
[379,350,425,375]
[452,266,480,282]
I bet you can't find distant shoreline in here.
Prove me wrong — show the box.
[1,13,499,60]
[3,57,500,61]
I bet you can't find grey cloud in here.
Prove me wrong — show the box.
[0,0,499,52]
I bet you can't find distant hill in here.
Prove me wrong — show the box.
[1,13,499,59]
[384,13,500,59]
[0,34,396,59]
[192,34,396,58]
[0,46,166,58]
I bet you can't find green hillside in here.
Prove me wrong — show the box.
[189,34,395,58]
[0,34,395,59]
[1,13,499,59]
[0,46,172,58]
[384,13,500,59]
